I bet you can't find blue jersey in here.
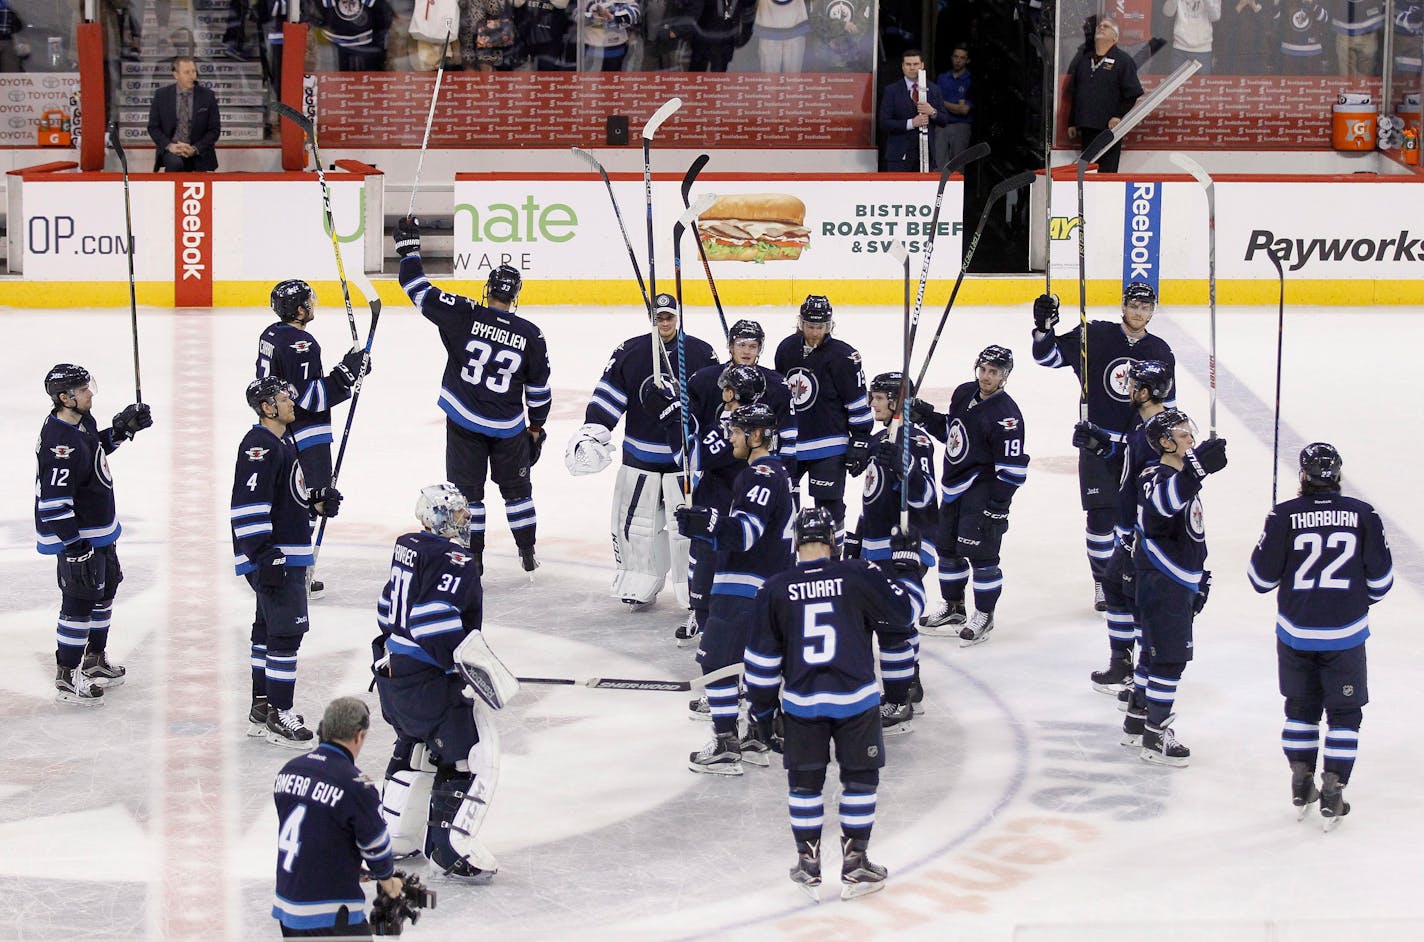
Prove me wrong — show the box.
[34,412,123,555]
[1032,320,1176,439]
[772,334,872,461]
[746,557,924,718]
[1133,463,1208,590]
[376,530,484,671]
[256,321,352,453]
[272,742,394,931]
[1115,423,1159,541]
[707,455,795,600]
[400,256,552,439]
[687,360,798,467]
[583,332,718,471]
[922,381,1029,506]
[230,424,315,575]
[688,407,743,514]
[858,421,937,566]
[1248,493,1393,650]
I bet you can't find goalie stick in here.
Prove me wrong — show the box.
[518,661,744,692]
[642,97,682,380]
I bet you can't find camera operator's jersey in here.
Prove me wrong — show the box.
[1032,320,1176,439]
[746,557,923,718]
[584,332,718,472]
[1248,493,1393,650]
[230,424,315,575]
[920,382,1029,506]
[257,321,351,453]
[376,530,484,672]
[1133,463,1208,590]
[708,455,795,600]
[859,421,937,565]
[773,335,872,461]
[400,255,551,439]
[272,742,394,931]
[34,413,123,554]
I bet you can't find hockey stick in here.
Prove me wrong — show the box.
[680,153,729,341]
[518,661,744,692]
[1029,11,1055,294]
[406,23,453,218]
[907,141,990,356]
[1268,247,1285,504]
[273,100,359,346]
[917,68,930,173]
[1080,59,1201,169]
[912,171,1037,392]
[673,194,717,492]
[888,239,911,531]
[1074,130,1111,422]
[1170,152,1218,438]
[572,147,652,315]
[108,123,142,403]
[642,99,683,379]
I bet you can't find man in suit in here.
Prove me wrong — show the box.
[878,48,948,172]
[147,56,222,172]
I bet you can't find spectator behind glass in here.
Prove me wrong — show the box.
[386,0,416,69]
[580,0,640,71]
[684,0,748,73]
[515,0,573,70]
[147,55,221,172]
[1163,0,1221,74]
[320,0,391,71]
[464,0,523,72]
[0,0,21,72]
[754,0,808,73]
[933,43,972,169]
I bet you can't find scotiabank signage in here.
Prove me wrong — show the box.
[174,180,212,306]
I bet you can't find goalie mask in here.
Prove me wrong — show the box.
[416,482,471,544]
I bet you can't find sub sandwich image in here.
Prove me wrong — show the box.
[695,193,811,262]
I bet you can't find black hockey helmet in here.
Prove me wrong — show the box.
[976,344,1014,379]
[870,370,912,403]
[652,292,679,319]
[799,294,833,324]
[1128,359,1173,402]
[271,279,316,322]
[1144,407,1193,455]
[795,506,838,548]
[45,363,92,404]
[1123,281,1158,306]
[728,319,765,345]
[1299,442,1343,487]
[718,364,766,403]
[729,402,777,433]
[246,375,298,416]
[486,264,523,304]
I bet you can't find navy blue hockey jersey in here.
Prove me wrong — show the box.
[376,530,484,671]
[1248,493,1393,650]
[256,321,351,453]
[772,335,872,461]
[584,332,718,471]
[1133,463,1208,589]
[34,413,123,554]
[400,256,552,439]
[230,424,315,575]
[1032,321,1176,439]
[687,360,798,465]
[1115,423,1159,542]
[922,382,1029,506]
[706,455,795,600]
[746,557,924,718]
[272,742,394,931]
[858,421,937,567]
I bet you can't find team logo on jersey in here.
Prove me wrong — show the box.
[448,550,472,567]
[49,445,74,459]
[1187,496,1205,542]
[290,340,312,353]
[863,461,885,501]
[291,461,309,504]
[95,449,113,488]
[997,417,1019,431]
[946,418,969,464]
[786,367,819,410]
[1343,685,1355,697]
[1104,357,1133,402]
[752,464,775,477]
[245,447,270,461]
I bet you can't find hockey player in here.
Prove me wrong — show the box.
[1031,283,1175,611]
[847,371,937,574]
[911,345,1029,646]
[257,278,372,598]
[1124,409,1226,767]
[565,293,719,612]
[34,364,152,704]
[373,482,518,880]
[1079,359,1173,694]
[745,506,924,901]
[271,696,403,937]
[395,218,552,573]
[1248,443,1393,829]
[773,295,874,542]
[676,403,795,774]
[232,376,342,747]
[687,318,797,471]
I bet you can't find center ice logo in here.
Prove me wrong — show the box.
[1104,357,1133,402]
[946,419,968,463]
[786,368,818,409]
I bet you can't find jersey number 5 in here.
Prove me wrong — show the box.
[802,602,838,665]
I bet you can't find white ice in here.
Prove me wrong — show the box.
[0,296,1419,941]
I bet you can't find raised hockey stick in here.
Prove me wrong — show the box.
[642,98,682,344]
[1074,129,1111,422]
[108,123,142,403]
[888,239,911,531]
[572,147,652,314]
[1029,11,1055,294]
[680,153,729,341]
[1170,152,1218,438]
[273,100,359,346]
[907,141,990,356]
[673,194,717,490]
[1080,59,1202,168]
[1268,246,1286,503]
[406,22,453,219]
[518,661,744,692]
[912,171,1037,392]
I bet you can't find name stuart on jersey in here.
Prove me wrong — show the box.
[272,772,345,807]
[788,577,844,601]
[470,320,527,351]
[1290,510,1359,530]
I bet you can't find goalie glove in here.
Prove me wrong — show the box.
[564,423,613,476]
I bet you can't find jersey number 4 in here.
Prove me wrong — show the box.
[1293,531,1357,591]
[278,804,307,873]
[462,339,522,394]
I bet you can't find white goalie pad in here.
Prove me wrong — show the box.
[610,465,671,604]
[662,471,691,609]
[381,743,437,858]
[565,423,613,476]
[449,697,501,873]
[453,631,520,710]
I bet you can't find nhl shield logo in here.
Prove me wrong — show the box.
[786,368,818,410]
[946,418,968,464]
[1104,357,1134,402]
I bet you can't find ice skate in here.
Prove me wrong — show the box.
[958,611,995,647]
[839,837,887,900]
[266,707,315,749]
[435,853,496,885]
[1093,581,1107,612]
[739,724,774,767]
[687,696,711,721]
[519,549,539,576]
[1121,706,1146,749]
[1116,687,1132,713]
[1320,772,1350,832]
[622,597,654,612]
[789,843,822,902]
[688,732,743,776]
[674,611,701,647]
[306,568,324,600]
[247,696,271,737]
[918,599,966,636]
[81,650,126,688]
[1090,651,1133,695]
[1290,761,1320,821]
[1140,714,1190,767]
[879,701,913,736]
[55,664,104,706]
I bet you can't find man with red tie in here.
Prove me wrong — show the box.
[878,49,949,172]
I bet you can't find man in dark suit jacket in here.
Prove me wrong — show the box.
[878,48,948,172]
[147,56,222,172]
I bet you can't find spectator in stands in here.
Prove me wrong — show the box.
[754,0,808,73]
[579,0,640,71]
[386,0,416,70]
[934,42,972,167]
[0,0,23,72]
[320,0,392,71]
[464,0,523,71]
[1163,0,1221,74]
[685,0,748,73]
[516,0,574,70]
[147,55,221,172]
[878,48,947,172]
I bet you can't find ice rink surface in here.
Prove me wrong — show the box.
[1,295,1420,942]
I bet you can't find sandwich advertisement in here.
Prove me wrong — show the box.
[452,174,965,291]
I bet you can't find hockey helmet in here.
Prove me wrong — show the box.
[246,375,298,416]
[799,294,833,324]
[794,506,838,548]
[271,279,316,322]
[486,264,523,304]
[975,344,1014,380]
[729,402,777,433]
[717,364,766,404]
[1144,407,1194,455]
[1128,359,1173,402]
[1123,281,1158,307]
[728,319,765,345]
[416,482,472,543]
[45,363,92,403]
[1299,442,1343,487]
[870,370,912,403]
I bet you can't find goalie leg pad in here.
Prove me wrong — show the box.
[445,698,502,874]
[381,738,437,858]
[662,471,692,608]
[609,465,670,604]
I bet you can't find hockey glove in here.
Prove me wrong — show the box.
[753,708,784,754]
[638,375,681,423]
[257,550,287,590]
[62,539,101,591]
[111,403,153,441]
[393,216,421,257]
[333,346,372,389]
[1182,436,1228,482]
[889,526,922,573]
[310,486,343,518]
[1117,530,1137,559]
[1033,293,1060,333]
[844,432,872,476]
[1071,420,1116,459]
[871,438,903,481]
[908,398,939,427]
[842,525,862,560]
[982,501,1011,538]
[527,426,545,466]
[674,504,719,543]
[1193,570,1212,615]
